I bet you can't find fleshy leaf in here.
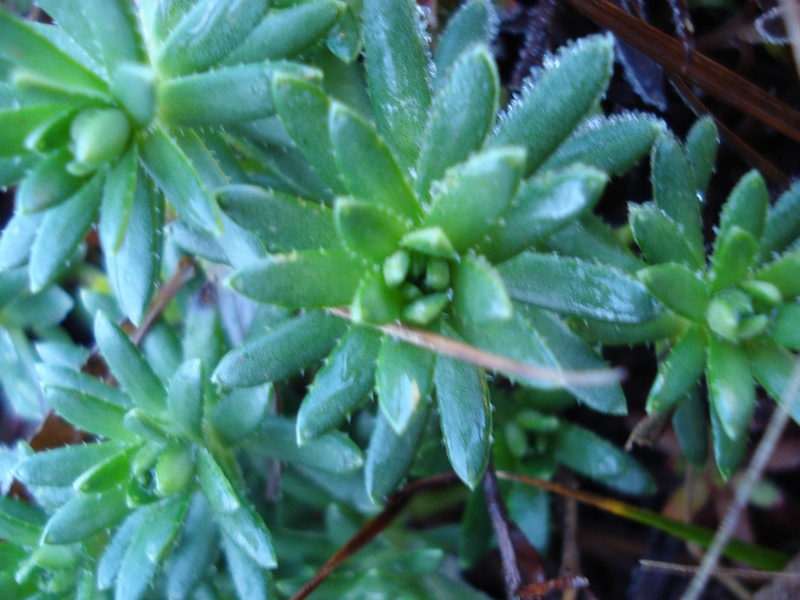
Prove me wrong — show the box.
[629,202,702,269]
[365,400,432,502]
[478,165,607,262]
[651,132,705,266]
[85,0,147,72]
[709,226,758,292]
[0,104,71,158]
[115,496,191,600]
[98,144,137,253]
[17,149,88,214]
[223,0,346,64]
[754,250,800,299]
[221,530,271,599]
[213,310,346,388]
[29,171,103,292]
[749,343,800,422]
[139,125,222,235]
[210,385,273,446]
[158,62,320,126]
[489,34,614,175]
[15,441,124,488]
[416,44,499,198]
[351,268,403,324]
[219,184,340,251]
[95,311,167,414]
[500,253,659,323]
[672,386,708,466]
[105,170,162,326]
[714,170,768,253]
[335,198,409,260]
[540,113,664,175]
[646,327,707,413]
[554,423,655,495]
[197,448,241,514]
[758,181,800,263]
[168,359,204,440]
[685,116,718,193]
[638,263,709,322]
[420,147,525,252]
[272,73,346,194]
[155,0,270,77]
[451,254,512,322]
[40,385,135,442]
[226,249,365,308]
[362,0,432,171]
[707,336,755,441]
[434,0,496,85]
[709,397,748,480]
[329,102,421,221]
[769,303,800,350]
[435,329,492,488]
[0,496,46,546]
[43,487,130,544]
[376,337,435,434]
[296,326,382,443]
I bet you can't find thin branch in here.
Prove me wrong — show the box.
[642,559,800,581]
[327,307,625,387]
[289,473,460,600]
[483,463,523,599]
[680,357,800,600]
[558,472,581,600]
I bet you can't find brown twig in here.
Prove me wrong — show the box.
[289,473,460,600]
[559,472,581,600]
[563,0,800,144]
[483,463,523,599]
[641,560,800,581]
[327,307,625,388]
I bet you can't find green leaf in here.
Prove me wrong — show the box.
[456,310,560,389]
[98,144,137,253]
[16,149,88,214]
[754,250,800,299]
[94,311,167,415]
[213,310,345,388]
[335,198,409,260]
[421,147,525,252]
[167,359,204,440]
[221,530,271,599]
[758,181,800,263]
[646,327,707,412]
[629,202,702,269]
[749,343,800,422]
[159,62,319,126]
[115,496,190,600]
[672,386,708,467]
[715,171,768,252]
[400,227,459,260]
[769,303,800,350]
[554,423,655,495]
[451,254,512,322]
[416,44,499,198]
[0,104,71,158]
[37,363,131,407]
[638,264,709,321]
[362,0,431,171]
[297,326,381,442]
[105,170,162,326]
[709,396,747,480]
[0,496,45,546]
[500,253,659,323]
[34,0,100,64]
[478,165,607,263]
[540,113,664,175]
[707,336,755,441]
[519,304,627,415]
[43,487,130,544]
[651,132,705,266]
[545,215,645,274]
[219,184,340,252]
[97,508,144,589]
[197,448,241,514]
[685,116,718,193]
[226,249,365,307]
[42,384,135,442]
[272,74,346,195]
[365,399,432,502]
[15,441,124,488]
[155,0,270,77]
[351,268,403,324]
[223,1,345,64]
[329,102,421,221]
[709,226,758,292]
[0,211,42,270]
[27,172,102,291]
[85,0,146,72]
[217,502,277,570]
[247,417,364,474]
[434,335,492,489]
[434,0,496,86]
[211,386,273,447]
[0,10,107,94]
[489,34,613,175]
[139,124,222,236]
[74,445,138,492]
[0,154,38,188]
[376,337,435,434]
